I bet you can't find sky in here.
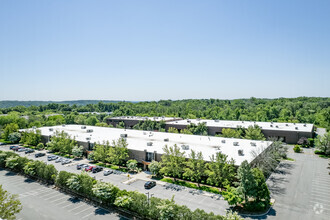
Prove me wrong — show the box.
[0,0,329,101]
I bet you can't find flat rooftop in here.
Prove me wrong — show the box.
[29,125,273,166]
[109,116,181,122]
[167,119,314,133]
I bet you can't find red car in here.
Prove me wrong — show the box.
[85,166,95,172]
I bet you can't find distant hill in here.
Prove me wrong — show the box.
[0,100,125,108]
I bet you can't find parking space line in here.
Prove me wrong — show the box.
[39,191,58,198]
[311,193,330,200]
[81,212,94,219]
[61,202,78,209]
[68,203,86,212]
[56,199,70,206]
[74,206,94,216]
[44,193,63,201]
[311,197,330,204]
[51,196,70,203]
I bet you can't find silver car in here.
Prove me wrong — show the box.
[55,157,63,163]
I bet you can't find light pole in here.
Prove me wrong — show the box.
[145,192,154,205]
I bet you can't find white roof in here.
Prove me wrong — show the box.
[109,116,181,122]
[167,119,313,132]
[29,125,272,166]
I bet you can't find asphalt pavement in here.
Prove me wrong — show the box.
[0,168,130,220]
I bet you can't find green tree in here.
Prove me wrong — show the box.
[46,131,76,154]
[0,185,22,220]
[92,181,119,204]
[126,159,138,173]
[156,196,176,220]
[206,152,235,187]
[183,150,206,185]
[221,128,241,138]
[86,116,99,126]
[160,145,185,181]
[244,125,265,140]
[315,132,330,155]
[236,160,257,203]
[72,146,84,158]
[107,138,129,166]
[251,168,270,210]
[149,160,161,176]
[3,123,19,141]
[167,127,179,133]
[114,195,132,208]
[8,132,21,144]
[93,143,109,162]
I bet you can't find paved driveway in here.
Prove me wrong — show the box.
[245,147,330,220]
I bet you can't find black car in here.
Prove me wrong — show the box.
[92,166,103,173]
[144,181,156,189]
[35,153,46,158]
[25,149,35,154]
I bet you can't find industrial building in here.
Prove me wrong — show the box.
[106,116,314,144]
[107,116,181,128]
[33,125,273,169]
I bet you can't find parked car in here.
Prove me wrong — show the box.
[17,147,26,152]
[103,169,113,176]
[55,157,63,163]
[144,181,156,189]
[35,153,46,158]
[61,159,71,165]
[47,155,58,161]
[10,145,19,150]
[77,164,89,170]
[92,166,103,173]
[85,165,96,172]
[25,149,35,154]
[0,142,5,145]
[12,146,21,151]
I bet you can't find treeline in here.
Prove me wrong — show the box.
[0,150,243,220]
[0,100,120,109]
[1,97,329,130]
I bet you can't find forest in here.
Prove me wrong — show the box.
[0,97,329,131]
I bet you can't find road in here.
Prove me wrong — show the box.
[0,168,130,220]
[245,146,330,220]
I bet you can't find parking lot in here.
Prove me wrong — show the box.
[245,147,330,220]
[0,145,230,215]
[0,168,130,220]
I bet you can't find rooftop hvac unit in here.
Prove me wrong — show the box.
[295,127,298,130]
[49,128,53,131]
[242,121,244,123]
[181,145,189,150]
[32,126,36,129]
[214,119,219,122]
[286,124,289,126]
[147,142,153,146]
[86,137,91,141]
[197,118,201,121]
[81,126,86,129]
[187,120,191,123]
[250,142,256,147]
[221,140,226,143]
[233,142,239,146]
[276,125,279,128]
[164,138,169,142]
[86,129,93,133]
[271,122,273,124]
[120,134,127,138]
[62,124,66,127]
[238,149,244,156]
[304,124,307,127]
[143,132,147,135]
[270,125,273,127]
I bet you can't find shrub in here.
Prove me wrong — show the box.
[308,138,314,147]
[56,171,74,187]
[293,145,302,153]
[36,143,44,150]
